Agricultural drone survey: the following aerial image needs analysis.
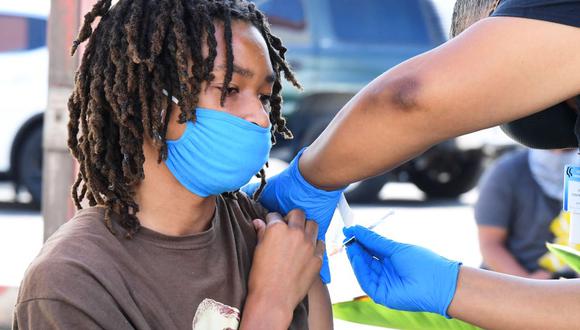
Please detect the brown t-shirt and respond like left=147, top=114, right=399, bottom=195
left=12, top=192, right=308, bottom=330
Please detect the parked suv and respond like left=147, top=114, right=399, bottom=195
left=258, top=0, right=511, bottom=200
left=0, top=2, right=48, bottom=205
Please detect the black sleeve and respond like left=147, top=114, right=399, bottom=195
left=492, top=0, right=580, bottom=28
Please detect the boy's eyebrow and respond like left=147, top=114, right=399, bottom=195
left=216, top=64, right=276, bottom=83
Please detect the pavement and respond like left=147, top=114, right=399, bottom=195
left=0, top=287, right=16, bottom=329
left=0, top=183, right=42, bottom=329
left=0, top=182, right=482, bottom=329
left=0, top=209, right=42, bottom=329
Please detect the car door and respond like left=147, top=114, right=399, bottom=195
left=0, top=11, right=47, bottom=174
left=314, top=0, right=446, bottom=94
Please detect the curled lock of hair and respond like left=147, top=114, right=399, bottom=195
left=68, top=0, right=300, bottom=237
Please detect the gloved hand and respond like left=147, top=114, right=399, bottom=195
left=343, top=225, right=462, bottom=318
left=242, top=148, right=345, bottom=284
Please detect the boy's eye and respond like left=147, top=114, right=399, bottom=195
left=225, top=87, right=239, bottom=95
left=213, top=84, right=240, bottom=96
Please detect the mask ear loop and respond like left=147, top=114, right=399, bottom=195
left=162, top=89, right=180, bottom=105
left=158, top=89, right=181, bottom=147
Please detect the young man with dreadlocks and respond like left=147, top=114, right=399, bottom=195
left=13, top=0, right=331, bottom=329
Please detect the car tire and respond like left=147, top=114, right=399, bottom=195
left=16, top=125, right=43, bottom=206
left=408, top=149, right=484, bottom=199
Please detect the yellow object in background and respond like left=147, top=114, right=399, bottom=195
left=539, top=211, right=580, bottom=272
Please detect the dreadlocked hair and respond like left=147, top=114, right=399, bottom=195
left=450, top=0, right=501, bottom=38
left=68, top=0, right=301, bottom=237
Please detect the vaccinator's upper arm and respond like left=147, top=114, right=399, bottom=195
left=301, top=17, right=580, bottom=190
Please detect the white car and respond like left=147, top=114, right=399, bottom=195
left=0, top=1, right=49, bottom=205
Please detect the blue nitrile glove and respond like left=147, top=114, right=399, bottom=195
left=242, top=148, right=345, bottom=284
left=343, top=225, right=462, bottom=318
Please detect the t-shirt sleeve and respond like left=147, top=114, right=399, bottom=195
left=492, top=0, right=580, bottom=28
left=13, top=299, right=103, bottom=330
left=14, top=255, right=133, bottom=330
left=236, top=191, right=269, bottom=220
left=474, top=156, right=516, bottom=228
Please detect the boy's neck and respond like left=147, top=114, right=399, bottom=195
left=136, top=186, right=217, bottom=236
left=134, top=140, right=217, bottom=237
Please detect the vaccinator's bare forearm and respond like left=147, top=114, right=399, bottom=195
left=448, top=267, right=580, bottom=330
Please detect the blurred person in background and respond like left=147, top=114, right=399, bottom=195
left=475, top=148, right=579, bottom=279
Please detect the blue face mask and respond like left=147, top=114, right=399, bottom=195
left=165, top=107, right=272, bottom=197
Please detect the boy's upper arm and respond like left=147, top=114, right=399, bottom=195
left=302, top=16, right=580, bottom=189
left=307, top=278, right=333, bottom=330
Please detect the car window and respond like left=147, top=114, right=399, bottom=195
left=329, top=0, right=431, bottom=44
left=257, top=0, right=309, bottom=45
left=0, top=15, right=47, bottom=52
left=258, top=0, right=305, bottom=30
